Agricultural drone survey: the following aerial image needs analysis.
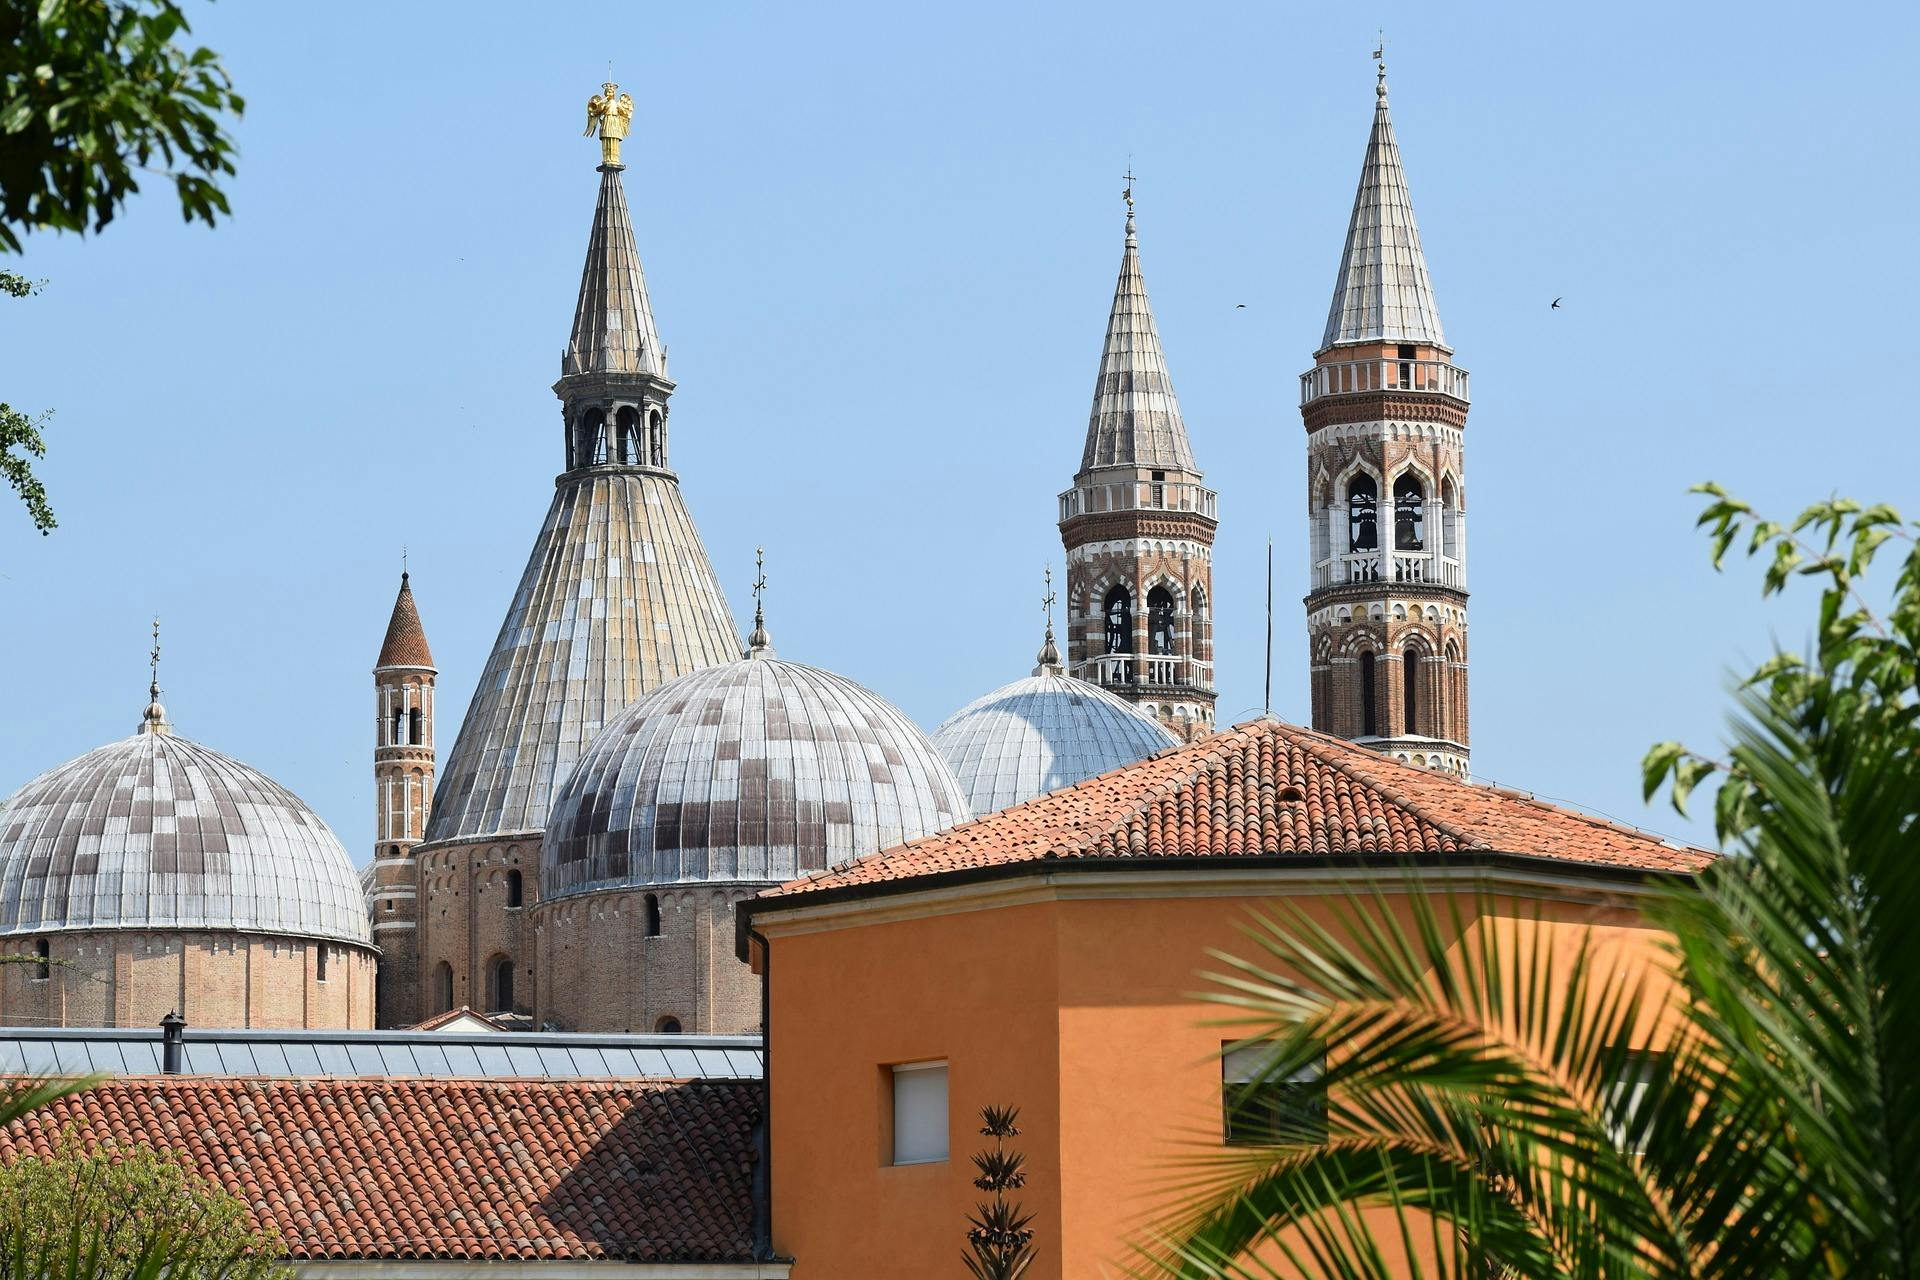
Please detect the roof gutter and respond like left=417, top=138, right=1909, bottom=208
left=740, top=848, right=1706, bottom=933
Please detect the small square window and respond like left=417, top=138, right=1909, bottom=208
left=890, top=1061, right=949, bottom=1165
left=1223, top=1041, right=1326, bottom=1146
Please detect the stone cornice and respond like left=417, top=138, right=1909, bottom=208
left=1061, top=509, right=1217, bottom=546
left=1302, top=392, right=1468, bottom=433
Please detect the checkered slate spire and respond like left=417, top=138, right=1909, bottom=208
left=423, top=162, right=739, bottom=847
left=1079, top=204, right=1198, bottom=474
left=1320, top=68, right=1448, bottom=353
left=563, top=166, right=666, bottom=377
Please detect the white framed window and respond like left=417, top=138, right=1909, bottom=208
left=890, top=1060, right=949, bottom=1165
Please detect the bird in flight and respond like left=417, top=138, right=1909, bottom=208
left=1235, top=303, right=1247, bottom=309
left=1551, top=297, right=1563, bottom=310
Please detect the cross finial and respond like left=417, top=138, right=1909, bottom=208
left=140, top=616, right=170, bottom=734
left=1035, top=564, right=1064, bottom=675
left=745, top=546, right=775, bottom=658
left=1373, top=29, right=1388, bottom=96
left=1121, top=164, right=1136, bottom=240
left=401, top=544, right=408, bottom=580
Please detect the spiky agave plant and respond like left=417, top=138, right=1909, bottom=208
left=1135, top=490, right=1919, bottom=1279
left=965, top=1105, right=1037, bottom=1280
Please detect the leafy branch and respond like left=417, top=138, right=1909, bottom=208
left=1644, top=483, right=1917, bottom=840
left=0, top=0, right=245, bottom=252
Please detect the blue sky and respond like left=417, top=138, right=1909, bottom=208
left=3, top=0, right=1913, bottom=862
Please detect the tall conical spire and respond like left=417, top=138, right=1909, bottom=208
left=1079, top=182, right=1198, bottom=474
left=1319, top=63, right=1448, bottom=353
left=562, top=162, right=666, bottom=378
left=376, top=570, right=435, bottom=669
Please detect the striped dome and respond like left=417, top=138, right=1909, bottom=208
left=541, top=654, right=969, bottom=901
left=933, top=672, right=1177, bottom=815
left=0, top=723, right=369, bottom=945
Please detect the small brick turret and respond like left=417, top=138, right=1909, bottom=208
left=370, top=571, right=435, bottom=1027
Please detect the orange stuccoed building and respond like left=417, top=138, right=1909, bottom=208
left=740, top=718, right=1710, bottom=1277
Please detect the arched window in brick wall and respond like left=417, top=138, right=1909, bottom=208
left=1404, top=645, right=1421, bottom=737
left=648, top=409, right=664, bottom=466
left=1444, top=639, right=1462, bottom=741
left=33, top=939, right=49, bottom=981
left=434, top=961, right=454, bottom=1014
left=1190, top=586, right=1209, bottom=663
left=645, top=893, right=662, bottom=937
left=1349, top=475, right=1379, bottom=552
left=1439, top=477, right=1458, bottom=558
left=409, top=708, right=424, bottom=744
left=1394, top=474, right=1425, bottom=551
left=491, top=956, right=514, bottom=1013
left=1147, top=587, right=1176, bottom=656
left=505, top=869, right=523, bottom=909
left=1104, top=587, right=1133, bottom=656
left=1359, top=651, right=1377, bottom=737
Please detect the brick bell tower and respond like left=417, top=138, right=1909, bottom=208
left=1302, top=61, right=1470, bottom=774
left=1057, top=183, right=1218, bottom=741
left=369, top=570, right=435, bottom=1027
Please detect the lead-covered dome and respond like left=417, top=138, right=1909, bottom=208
left=0, top=716, right=370, bottom=946
left=541, top=653, right=970, bottom=902
left=934, top=671, right=1178, bottom=815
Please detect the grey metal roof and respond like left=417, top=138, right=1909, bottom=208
left=0, top=1026, right=762, bottom=1080
left=542, top=656, right=970, bottom=901
left=425, top=471, right=741, bottom=843
left=0, top=720, right=369, bottom=945
left=562, top=166, right=665, bottom=378
left=1321, top=71, right=1448, bottom=353
left=1079, top=207, right=1200, bottom=476
left=933, top=672, right=1178, bottom=815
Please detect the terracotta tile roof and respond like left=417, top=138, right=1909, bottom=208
left=761, top=718, right=1711, bottom=902
left=376, top=572, right=434, bottom=669
left=0, top=1078, right=760, bottom=1263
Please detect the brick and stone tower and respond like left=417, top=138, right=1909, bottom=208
left=369, top=571, right=435, bottom=1026
left=1302, top=63, right=1470, bottom=774
left=390, top=94, right=740, bottom=1026
left=1057, top=188, right=1217, bottom=741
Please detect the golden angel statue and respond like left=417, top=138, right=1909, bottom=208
left=583, top=81, right=636, bottom=166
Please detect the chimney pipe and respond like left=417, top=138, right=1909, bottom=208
left=159, top=1011, right=185, bottom=1074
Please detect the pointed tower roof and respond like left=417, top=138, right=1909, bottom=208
left=562, top=166, right=666, bottom=378
left=1079, top=195, right=1199, bottom=475
left=377, top=572, right=434, bottom=669
left=1320, top=67, right=1448, bottom=353
left=425, top=133, right=740, bottom=847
